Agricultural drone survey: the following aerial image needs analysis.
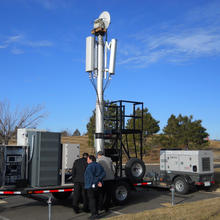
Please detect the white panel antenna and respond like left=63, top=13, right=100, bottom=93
left=86, top=36, right=95, bottom=72
left=94, top=40, right=98, bottom=76
left=109, top=39, right=117, bottom=75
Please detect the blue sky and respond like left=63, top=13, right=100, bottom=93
left=0, top=0, right=220, bottom=139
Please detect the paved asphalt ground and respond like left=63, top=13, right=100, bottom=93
left=1, top=187, right=220, bottom=220
left=0, top=164, right=220, bottom=220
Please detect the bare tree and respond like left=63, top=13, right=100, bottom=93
left=61, top=129, right=72, bottom=137
left=0, top=100, right=47, bottom=145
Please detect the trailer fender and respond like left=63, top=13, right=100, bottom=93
left=184, top=175, right=193, bottom=184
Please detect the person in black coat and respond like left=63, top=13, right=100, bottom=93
left=72, top=152, right=89, bottom=213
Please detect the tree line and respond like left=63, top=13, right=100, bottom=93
left=61, top=129, right=81, bottom=137
left=86, top=102, right=209, bottom=150
left=0, top=99, right=209, bottom=150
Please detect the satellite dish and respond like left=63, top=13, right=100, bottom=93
left=99, top=11, right=111, bottom=29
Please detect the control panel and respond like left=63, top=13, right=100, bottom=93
left=5, top=154, right=23, bottom=185
left=0, top=146, right=27, bottom=186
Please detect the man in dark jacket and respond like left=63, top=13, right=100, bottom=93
left=72, top=152, right=89, bottom=213
left=84, top=155, right=106, bottom=220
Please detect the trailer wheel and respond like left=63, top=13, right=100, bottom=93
left=52, top=191, right=72, bottom=200
left=174, top=177, right=189, bottom=194
left=125, top=158, right=146, bottom=182
left=112, top=181, right=130, bottom=205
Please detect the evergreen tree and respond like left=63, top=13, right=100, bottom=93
left=86, top=104, right=160, bottom=149
left=125, top=107, right=160, bottom=150
left=162, top=114, right=209, bottom=149
left=86, top=110, right=96, bottom=147
left=126, top=107, right=160, bottom=136
left=86, top=101, right=117, bottom=147
left=72, top=129, right=81, bottom=136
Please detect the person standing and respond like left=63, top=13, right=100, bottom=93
left=97, top=151, right=115, bottom=212
left=84, top=155, right=106, bottom=220
left=72, top=152, right=89, bottom=214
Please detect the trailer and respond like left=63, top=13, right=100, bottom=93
left=0, top=101, right=153, bottom=206
left=101, top=100, right=215, bottom=198
left=145, top=149, right=215, bottom=194
left=0, top=113, right=215, bottom=206
left=0, top=126, right=152, bottom=205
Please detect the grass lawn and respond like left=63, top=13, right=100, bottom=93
left=106, top=197, right=220, bottom=220
left=106, top=168, right=220, bottom=220
left=213, top=167, right=220, bottom=191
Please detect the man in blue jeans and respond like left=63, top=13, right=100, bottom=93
left=84, top=155, right=106, bottom=220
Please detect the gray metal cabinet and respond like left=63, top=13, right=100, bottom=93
left=29, top=131, right=61, bottom=187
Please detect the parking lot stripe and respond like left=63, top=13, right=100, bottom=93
left=160, top=202, right=172, bottom=207
left=111, top=210, right=124, bottom=215
left=0, top=200, right=7, bottom=204
left=0, top=215, right=10, bottom=220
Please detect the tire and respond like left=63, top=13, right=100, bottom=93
left=112, top=181, right=130, bottom=205
left=52, top=191, right=72, bottom=200
left=174, top=177, right=189, bottom=194
left=125, top=158, right=146, bottom=182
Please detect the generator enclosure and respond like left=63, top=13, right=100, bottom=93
left=0, top=145, right=27, bottom=186
left=160, top=150, right=214, bottom=174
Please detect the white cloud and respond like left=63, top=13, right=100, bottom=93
left=119, top=2, right=220, bottom=68
left=29, top=0, right=71, bottom=10
left=0, top=34, right=53, bottom=54
left=26, top=40, right=53, bottom=47
left=0, top=35, right=22, bottom=49
left=5, top=35, right=22, bottom=44
left=0, top=44, right=8, bottom=49
left=119, top=28, right=220, bottom=67
left=164, top=30, right=220, bottom=55
left=186, top=1, right=220, bottom=24
left=11, top=48, right=24, bottom=55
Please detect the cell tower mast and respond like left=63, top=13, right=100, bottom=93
left=85, top=11, right=117, bottom=153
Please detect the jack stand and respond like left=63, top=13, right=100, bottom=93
left=47, top=196, right=52, bottom=220
left=170, top=185, right=175, bottom=206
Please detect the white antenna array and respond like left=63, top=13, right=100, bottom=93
left=86, top=12, right=117, bottom=76
left=85, top=11, right=117, bottom=153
